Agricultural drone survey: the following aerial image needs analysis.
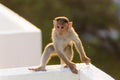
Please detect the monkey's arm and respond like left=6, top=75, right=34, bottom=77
left=72, top=32, right=90, bottom=64
left=54, top=43, right=78, bottom=74
left=54, top=43, right=72, bottom=65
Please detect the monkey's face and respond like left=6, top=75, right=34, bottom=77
left=54, top=21, right=69, bottom=36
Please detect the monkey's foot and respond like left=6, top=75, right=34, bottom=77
left=28, top=67, right=46, bottom=71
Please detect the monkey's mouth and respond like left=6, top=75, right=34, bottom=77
left=58, top=32, right=63, bottom=35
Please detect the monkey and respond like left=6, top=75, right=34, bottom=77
left=29, top=16, right=91, bottom=74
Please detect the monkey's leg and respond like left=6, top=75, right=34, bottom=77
left=62, top=44, right=78, bottom=74
left=65, top=44, right=73, bottom=62
left=29, top=43, right=55, bottom=71
left=61, top=44, right=74, bottom=67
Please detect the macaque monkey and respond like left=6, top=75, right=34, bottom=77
left=29, top=16, right=90, bottom=74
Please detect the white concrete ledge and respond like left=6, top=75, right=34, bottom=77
left=0, top=63, right=115, bottom=80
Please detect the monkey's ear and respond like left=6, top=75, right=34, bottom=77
left=68, top=22, right=73, bottom=28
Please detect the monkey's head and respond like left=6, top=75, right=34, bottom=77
left=53, top=16, right=72, bottom=35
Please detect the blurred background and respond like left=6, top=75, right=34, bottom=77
left=0, top=0, right=120, bottom=79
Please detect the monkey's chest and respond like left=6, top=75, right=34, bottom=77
left=61, top=38, right=71, bottom=48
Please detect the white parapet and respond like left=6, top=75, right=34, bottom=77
left=0, top=3, right=42, bottom=68
left=0, top=63, right=115, bottom=80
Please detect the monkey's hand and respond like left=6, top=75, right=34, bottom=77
left=81, top=56, right=91, bottom=65
left=28, top=66, right=46, bottom=71
left=69, top=63, right=78, bottom=74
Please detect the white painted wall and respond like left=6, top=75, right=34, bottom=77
left=0, top=4, right=42, bottom=69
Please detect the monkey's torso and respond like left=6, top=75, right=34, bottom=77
left=52, top=28, right=77, bottom=50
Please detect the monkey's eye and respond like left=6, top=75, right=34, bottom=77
left=61, top=26, right=64, bottom=29
left=57, top=26, right=59, bottom=28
